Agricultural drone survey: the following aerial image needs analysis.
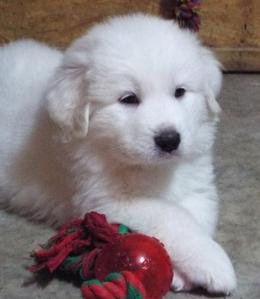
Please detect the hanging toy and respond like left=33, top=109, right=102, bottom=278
left=174, top=0, right=201, bottom=31
left=29, top=212, right=173, bottom=299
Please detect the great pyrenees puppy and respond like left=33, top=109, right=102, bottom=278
left=0, top=14, right=236, bottom=293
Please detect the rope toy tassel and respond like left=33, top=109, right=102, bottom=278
left=81, top=272, right=146, bottom=299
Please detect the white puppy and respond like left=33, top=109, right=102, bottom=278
left=0, top=14, right=236, bottom=293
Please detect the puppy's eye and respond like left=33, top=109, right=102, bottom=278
left=175, top=87, right=186, bottom=98
left=119, top=93, right=140, bottom=105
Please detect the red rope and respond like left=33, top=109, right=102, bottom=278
left=29, top=212, right=148, bottom=298
left=29, top=212, right=121, bottom=275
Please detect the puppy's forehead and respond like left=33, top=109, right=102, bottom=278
left=87, top=15, right=204, bottom=89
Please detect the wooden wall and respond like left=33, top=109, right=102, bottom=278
left=0, top=0, right=259, bottom=71
left=199, top=0, right=260, bottom=71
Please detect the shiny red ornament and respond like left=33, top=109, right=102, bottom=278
left=94, top=233, right=173, bottom=299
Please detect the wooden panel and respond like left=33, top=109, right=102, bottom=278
left=0, top=0, right=159, bottom=47
left=199, top=0, right=260, bottom=71
left=215, top=48, right=260, bottom=72
left=0, top=0, right=260, bottom=71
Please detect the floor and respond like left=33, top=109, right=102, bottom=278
left=0, top=74, right=260, bottom=299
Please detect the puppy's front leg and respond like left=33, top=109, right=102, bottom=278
left=97, top=198, right=236, bottom=294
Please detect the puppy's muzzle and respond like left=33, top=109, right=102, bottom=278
left=154, top=129, right=181, bottom=153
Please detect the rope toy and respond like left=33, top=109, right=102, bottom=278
left=174, top=0, right=201, bottom=31
left=29, top=212, right=173, bottom=299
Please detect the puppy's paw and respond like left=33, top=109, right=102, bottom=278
left=171, top=271, right=192, bottom=292
left=177, top=240, right=237, bottom=294
left=200, top=256, right=237, bottom=295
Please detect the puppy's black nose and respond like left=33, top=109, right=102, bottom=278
left=154, top=130, right=181, bottom=153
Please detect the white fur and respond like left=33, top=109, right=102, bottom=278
left=0, top=14, right=236, bottom=293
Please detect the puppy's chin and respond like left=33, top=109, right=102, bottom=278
left=114, top=148, right=182, bottom=167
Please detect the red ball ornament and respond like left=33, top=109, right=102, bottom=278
left=94, top=233, right=173, bottom=299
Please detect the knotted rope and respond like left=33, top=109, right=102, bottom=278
left=29, top=212, right=147, bottom=299
left=81, top=272, right=146, bottom=299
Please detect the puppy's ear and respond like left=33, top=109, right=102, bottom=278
left=47, top=50, right=90, bottom=140
left=201, top=48, right=222, bottom=117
